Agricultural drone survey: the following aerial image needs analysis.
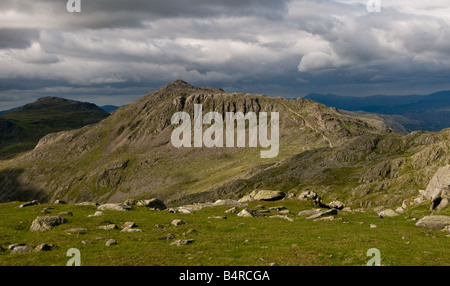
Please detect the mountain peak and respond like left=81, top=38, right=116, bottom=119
left=162, top=80, right=195, bottom=91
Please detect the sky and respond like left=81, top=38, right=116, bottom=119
left=1, top=0, right=450, bottom=110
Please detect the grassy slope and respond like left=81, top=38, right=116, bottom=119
left=0, top=199, right=448, bottom=266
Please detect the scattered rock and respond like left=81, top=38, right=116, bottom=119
left=370, top=224, right=377, bottom=228
left=106, top=239, right=117, bottom=246
left=159, top=234, right=175, bottom=240
left=396, top=207, right=405, bottom=214
left=373, top=206, right=385, bottom=212
left=213, top=199, right=247, bottom=208
left=270, top=262, right=278, bottom=266
left=171, top=219, right=186, bottom=226
left=342, top=207, right=353, bottom=212
left=326, top=201, right=345, bottom=210
left=121, top=227, right=143, bottom=233
left=121, top=222, right=136, bottom=229
left=306, top=209, right=337, bottom=220
left=88, top=211, right=105, bottom=217
left=34, top=243, right=54, bottom=252
left=416, top=215, right=450, bottom=230
left=136, top=198, right=167, bottom=210
left=353, top=208, right=366, bottom=213
left=253, top=190, right=285, bottom=201
left=170, top=239, right=194, bottom=246
left=270, top=215, right=294, bottom=222
left=77, top=202, right=98, bottom=207
left=96, top=224, right=118, bottom=230
left=54, top=200, right=66, bottom=204
left=123, top=199, right=138, bottom=206
left=314, top=216, right=335, bottom=221
left=19, top=200, right=39, bottom=208
left=183, top=229, right=197, bottom=236
left=58, top=211, right=73, bottom=217
left=442, top=226, right=450, bottom=233
left=97, top=203, right=131, bottom=211
left=176, top=207, right=193, bottom=214
left=298, top=191, right=318, bottom=200
left=209, top=216, right=227, bottom=220
left=377, top=209, right=399, bottom=218
left=155, top=224, right=164, bottom=229
left=237, top=208, right=264, bottom=217
left=298, top=209, right=322, bottom=216
left=225, top=207, right=239, bottom=214
left=10, top=244, right=34, bottom=254
left=268, top=206, right=286, bottom=211
left=65, top=228, right=88, bottom=233
left=30, top=215, right=66, bottom=232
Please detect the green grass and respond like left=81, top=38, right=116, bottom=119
left=0, top=199, right=448, bottom=266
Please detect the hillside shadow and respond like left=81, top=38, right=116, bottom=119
left=0, top=168, right=49, bottom=203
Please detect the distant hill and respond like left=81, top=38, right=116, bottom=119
left=99, top=105, right=121, bottom=114
left=0, top=97, right=110, bottom=159
left=305, top=91, right=450, bottom=132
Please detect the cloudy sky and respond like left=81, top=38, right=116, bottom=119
left=1, top=0, right=450, bottom=110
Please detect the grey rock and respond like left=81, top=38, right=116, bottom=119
left=97, top=203, right=131, bottom=211
left=298, top=191, right=318, bottom=200
left=306, top=208, right=337, bottom=220
left=121, top=227, right=143, bottom=233
left=30, top=215, right=66, bottom=232
left=19, top=200, right=39, bottom=208
left=96, top=224, right=118, bottom=230
left=136, top=198, right=167, bottom=210
left=237, top=208, right=264, bottom=218
left=209, top=216, right=227, bottom=219
left=423, top=165, right=450, bottom=200
left=171, top=219, right=186, bottom=226
left=10, top=244, right=35, bottom=254
left=298, top=208, right=322, bottom=216
left=314, top=216, right=335, bottom=221
left=268, top=206, right=286, bottom=211
left=269, top=215, right=294, bottom=222
left=170, top=239, right=194, bottom=246
left=54, top=200, right=67, bottom=204
left=121, top=222, right=136, bottom=229
left=377, top=209, right=399, bottom=218
left=77, top=202, right=98, bottom=207
left=326, top=201, right=345, bottom=210
left=88, top=211, right=105, bottom=217
left=225, top=207, right=239, bottom=214
left=58, top=211, right=73, bottom=217
left=213, top=199, right=247, bottom=208
left=65, top=227, right=88, bottom=233
left=253, top=190, right=285, bottom=201
left=34, top=243, right=54, bottom=252
left=159, top=234, right=175, bottom=240
left=416, top=215, right=450, bottom=230
left=106, top=239, right=117, bottom=246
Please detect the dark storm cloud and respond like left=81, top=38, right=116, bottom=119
left=0, top=29, right=40, bottom=49
left=1, top=0, right=450, bottom=109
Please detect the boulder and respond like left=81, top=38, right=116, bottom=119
left=269, top=215, right=294, bottom=222
left=77, top=202, right=98, bottom=207
left=253, top=190, right=285, bottom=201
left=34, top=243, right=54, bottom=252
left=171, top=219, right=186, bottom=226
left=96, top=224, right=118, bottom=230
left=306, top=209, right=337, bottom=220
left=10, top=244, right=35, bottom=254
left=225, top=207, right=239, bottom=214
left=19, top=200, right=39, bottom=208
left=326, top=201, right=345, bottom=210
left=170, top=239, right=194, bottom=246
left=423, top=165, right=450, bottom=200
left=377, top=209, right=399, bottom=218
left=97, top=203, right=131, bottom=211
left=298, top=209, right=322, bottom=216
left=415, top=215, right=450, bottom=230
left=54, top=200, right=67, bottom=204
left=298, top=191, right=318, bottom=200
left=58, top=211, right=73, bottom=217
left=213, top=199, right=247, bottom=208
left=136, top=198, right=166, bottom=210
left=237, top=208, right=264, bottom=218
left=65, top=227, right=88, bottom=233
left=106, top=239, right=117, bottom=246
left=30, top=215, right=66, bottom=232
left=88, top=211, right=105, bottom=217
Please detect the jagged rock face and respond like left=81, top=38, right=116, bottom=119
left=424, top=165, right=450, bottom=200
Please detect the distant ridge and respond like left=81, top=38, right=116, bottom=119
left=305, top=91, right=450, bottom=131
left=0, top=96, right=110, bottom=159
